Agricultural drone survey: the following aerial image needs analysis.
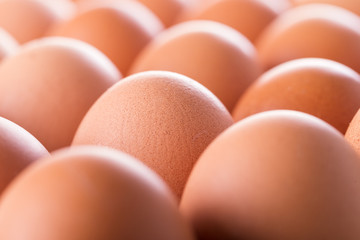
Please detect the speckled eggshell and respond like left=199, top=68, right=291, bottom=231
left=72, top=71, right=233, bottom=199
left=0, top=37, right=121, bottom=151
left=0, top=117, right=48, bottom=196
left=51, top=1, right=163, bottom=74
left=256, top=4, right=360, bottom=72
left=0, top=0, right=71, bottom=43
left=181, top=110, right=360, bottom=240
left=129, top=20, right=261, bottom=111
left=0, top=146, right=194, bottom=240
left=345, top=109, right=360, bottom=155
left=232, top=58, right=360, bottom=134
left=177, top=0, right=278, bottom=43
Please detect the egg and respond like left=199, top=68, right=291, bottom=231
left=256, top=4, right=360, bottom=72
left=72, top=71, right=233, bottom=199
left=0, top=146, right=194, bottom=239
left=0, top=0, right=72, bottom=44
left=0, top=28, right=18, bottom=61
left=181, top=110, right=360, bottom=240
left=345, top=109, right=360, bottom=154
left=0, top=116, right=48, bottom=195
left=177, top=0, right=278, bottom=43
left=292, top=0, right=360, bottom=16
left=0, top=37, right=120, bottom=151
left=129, top=20, right=261, bottom=111
left=51, top=1, right=163, bottom=74
left=232, top=58, right=360, bottom=134
left=258, top=0, right=293, bottom=12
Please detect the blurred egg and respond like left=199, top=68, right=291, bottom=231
left=0, top=117, right=48, bottom=195
left=345, top=109, right=360, bottom=154
left=0, top=37, right=120, bottom=151
left=256, top=4, right=360, bottom=72
left=181, top=110, right=360, bottom=240
left=258, top=0, right=293, bottom=12
left=138, top=0, right=191, bottom=27
left=72, top=71, right=233, bottom=199
left=0, top=146, right=194, bottom=239
left=232, top=58, right=360, bottom=134
left=177, top=0, right=278, bottom=43
left=0, top=0, right=73, bottom=44
left=292, top=0, right=360, bottom=16
left=0, top=28, right=18, bottom=61
left=51, top=1, right=163, bottom=74
left=130, top=20, right=261, bottom=111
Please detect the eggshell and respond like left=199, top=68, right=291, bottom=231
left=292, top=0, right=360, bottom=16
left=0, top=0, right=72, bottom=44
left=258, top=0, right=293, bottom=12
left=0, top=117, right=48, bottom=196
left=0, top=28, right=18, bottom=61
left=0, top=146, right=194, bottom=240
left=256, top=4, right=360, bottom=72
left=0, top=37, right=120, bottom=151
left=232, top=58, right=360, bottom=134
left=177, top=0, right=278, bottom=43
left=72, top=71, right=233, bottom=199
left=181, top=110, right=360, bottom=240
left=130, top=20, right=261, bottom=111
left=345, top=109, right=360, bottom=154
left=51, top=1, right=163, bottom=74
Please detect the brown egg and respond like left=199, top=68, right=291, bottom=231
left=51, top=1, right=163, bottom=74
left=137, top=0, right=191, bottom=27
left=258, top=0, right=293, bottom=12
left=130, top=20, right=261, bottom=111
left=232, top=58, right=360, bottom=134
left=292, top=0, right=360, bottom=16
left=181, top=110, right=360, bottom=240
left=0, top=146, right=194, bottom=239
left=177, top=0, right=278, bottom=43
left=345, top=109, right=360, bottom=154
left=0, top=37, right=120, bottom=151
left=0, top=116, right=48, bottom=196
left=0, top=28, right=18, bottom=61
left=256, top=4, right=360, bottom=72
left=0, top=0, right=72, bottom=44
left=72, top=71, right=233, bottom=199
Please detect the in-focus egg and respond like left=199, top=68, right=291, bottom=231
left=72, top=71, right=233, bottom=199
left=0, top=146, right=194, bottom=240
left=232, top=58, right=360, bottom=134
left=130, top=20, right=261, bottom=111
left=181, top=110, right=360, bottom=240
left=345, top=109, right=360, bottom=154
left=0, top=37, right=120, bottom=151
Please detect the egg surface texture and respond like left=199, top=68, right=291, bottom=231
left=345, top=109, right=360, bottom=155
left=72, top=71, right=233, bottom=199
left=232, top=58, right=360, bottom=134
left=130, top=20, right=261, bottom=111
left=0, top=117, right=48, bottom=195
left=181, top=110, right=360, bottom=240
left=0, top=146, right=194, bottom=240
left=256, top=4, right=360, bottom=72
left=0, top=37, right=120, bottom=151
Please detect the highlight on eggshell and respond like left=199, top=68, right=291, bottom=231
left=50, top=1, right=164, bottom=74
left=0, top=28, right=18, bottom=62
left=0, top=116, right=49, bottom=196
left=256, top=3, right=360, bottom=72
left=181, top=109, right=360, bottom=240
left=232, top=58, right=360, bottom=134
left=0, top=37, right=121, bottom=152
left=129, top=20, right=262, bottom=111
left=72, top=70, right=234, bottom=199
left=0, top=146, right=195, bottom=240
left=291, top=0, right=360, bottom=16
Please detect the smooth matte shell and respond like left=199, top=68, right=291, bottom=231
left=72, top=71, right=233, bottom=199
left=345, top=109, right=360, bottom=155
left=130, top=20, right=261, bottom=111
left=51, top=2, right=163, bottom=74
left=0, top=146, right=194, bottom=240
left=181, top=110, right=360, bottom=240
left=292, top=0, right=360, bottom=16
left=0, top=117, right=48, bottom=195
left=0, top=37, right=120, bottom=151
left=256, top=4, right=360, bottom=72
left=232, top=58, right=360, bottom=134
left=177, top=0, right=278, bottom=43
